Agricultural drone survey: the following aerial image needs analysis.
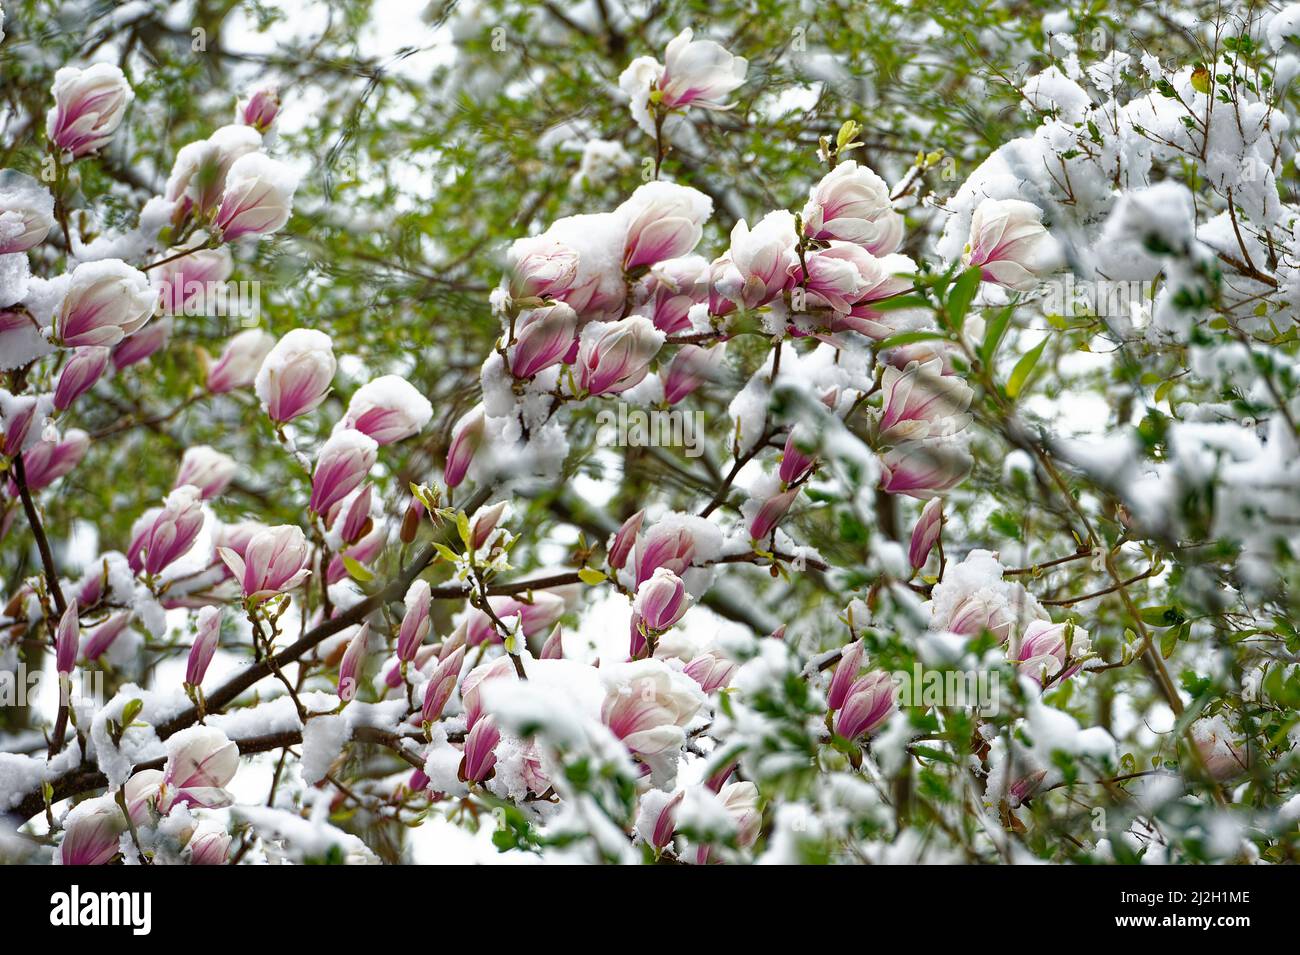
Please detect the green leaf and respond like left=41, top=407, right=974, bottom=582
left=1160, top=627, right=1178, bottom=659
left=875, top=330, right=949, bottom=351
left=120, top=698, right=143, bottom=727
left=577, top=567, right=607, bottom=585
left=979, top=305, right=1013, bottom=367
left=945, top=266, right=981, bottom=332
left=341, top=555, right=374, bottom=582
left=1006, top=337, right=1049, bottom=398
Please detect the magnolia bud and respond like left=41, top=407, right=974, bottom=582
left=55, top=260, right=157, bottom=348
left=214, top=152, right=298, bottom=241
left=255, top=328, right=336, bottom=423
left=310, top=428, right=377, bottom=516
left=53, top=346, right=110, bottom=411
left=186, top=606, right=221, bottom=687
left=633, top=568, right=691, bottom=633
left=607, top=509, right=644, bottom=572
left=207, top=328, right=275, bottom=394
left=236, top=84, right=281, bottom=133
left=908, top=498, right=943, bottom=572
left=342, top=375, right=432, bottom=445
left=510, top=303, right=578, bottom=379
left=54, top=602, right=79, bottom=675
left=444, top=405, right=485, bottom=489
left=47, top=64, right=133, bottom=158
left=397, top=580, right=432, bottom=663
left=174, top=445, right=237, bottom=500
left=141, top=485, right=205, bottom=577
left=577, top=316, right=662, bottom=397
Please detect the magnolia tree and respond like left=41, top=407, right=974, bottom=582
left=1, top=0, right=1299, bottom=865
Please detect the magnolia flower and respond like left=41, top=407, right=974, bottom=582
left=749, top=487, right=799, bottom=541
left=509, top=303, right=578, bottom=379
left=634, top=568, right=692, bottom=633
left=188, top=826, right=232, bottom=865
left=46, top=64, right=133, bottom=157
left=618, top=181, right=712, bottom=270
left=1192, top=717, right=1249, bottom=781
left=577, top=315, right=663, bottom=397
left=826, top=638, right=865, bottom=711
left=187, top=606, right=221, bottom=687
left=0, top=392, right=42, bottom=458
left=55, top=260, right=157, bottom=348
left=0, top=174, right=56, bottom=254
left=310, top=428, right=377, bottom=516
left=962, top=198, right=1060, bottom=291
left=342, top=375, right=433, bottom=445
left=398, top=579, right=432, bottom=663
left=111, top=315, right=172, bottom=370
left=634, top=255, right=710, bottom=334
left=460, top=715, right=501, bottom=783
left=255, top=328, right=336, bottom=423
left=662, top=343, right=725, bottom=405
left=83, top=611, right=131, bottom=661
left=796, top=242, right=882, bottom=313
left=219, top=524, right=311, bottom=601
left=327, top=522, right=386, bottom=584
left=141, top=485, right=205, bottom=577
left=154, top=246, right=233, bottom=316
left=174, top=445, right=237, bottom=500
left=658, top=29, right=748, bottom=110
left=634, top=523, right=696, bottom=587
left=639, top=789, right=685, bottom=851
left=877, top=358, right=973, bottom=443
left=164, top=125, right=262, bottom=217
left=207, top=328, right=276, bottom=394
left=778, top=425, right=817, bottom=485
left=465, top=592, right=566, bottom=647
left=54, top=602, right=79, bottom=675
left=879, top=439, right=972, bottom=499
left=684, top=651, right=737, bottom=694
left=1011, top=619, right=1090, bottom=686
left=714, top=211, right=798, bottom=310
left=507, top=235, right=580, bottom=301
left=7, top=428, right=88, bottom=493
left=53, top=346, right=110, bottom=411
left=717, top=781, right=761, bottom=849
left=461, top=656, right=516, bottom=729
left=236, top=84, right=281, bottom=132
left=127, top=726, right=241, bottom=820
left=601, top=659, right=706, bottom=758
left=468, top=500, right=509, bottom=550
left=214, top=152, right=299, bottom=241
left=338, top=624, right=371, bottom=703
left=908, top=498, right=943, bottom=572
left=802, top=161, right=903, bottom=252
left=444, top=404, right=485, bottom=489
left=833, top=670, right=896, bottom=740
left=421, top=645, right=465, bottom=724
left=540, top=624, right=564, bottom=660
left=607, top=509, right=645, bottom=572
left=334, top=483, right=373, bottom=545
left=55, top=795, right=124, bottom=865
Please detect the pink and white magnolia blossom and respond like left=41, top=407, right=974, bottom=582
left=509, top=303, right=578, bottom=379
left=962, top=198, right=1061, bottom=292
left=826, top=638, right=865, bottom=711
left=657, top=29, right=748, bottom=111
left=214, top=152, right=298, bottom=241
left=333, top=483, right=373, bottom=545
left=397, top=579, right=432, bottom=663
left=53, top=345, right=109, bottom=411
left=126, top=726, right=241, bottom=821
left=617, top=181, right=712, bottom=271
left=140, top=485, right=206, bottom=577
left=714, top=211, right=798, bottom=310
left=507, top=234, right=580, bottom=302
left=461, top=655, right=517, bottom=729
left=327, top=522, right=386, bottom=584
left=878, top=439, right=973, bottom=499
left=662, top=342, right=725, bottom=405
left=421, top=645, right=465, bottom=724
left=0, top=174, right=55, bottom=254
left=55, top=795, right=124, bottom=865
left=634, top=255, right=710, bottom=334
left=188, top=826, right=232, bottom=865
left=174, top=445, right=237, bottom=500
left=54, top=602, right=79, bottom=675
left=460, top=715, right=501, bottom=783
left=236, top=83, right=281, bottom=133
left=7, top=428, right=88, bottom=493
left=165, top=125, right=261, bottom=218
left=468, top=500, right=509, bottom=550
left=796, top=242, right=880, bottom=313
left=0, top=391, right=43, bottom=458
left=577, top=315, right=663, bottom=397
left=465, top=591, right=567, bottom=647
left=749, top=487, right=799, bottom=541
left=684, top=651, right=737, bottom=694
left=46, top=64, right=133, bottom=158
left=207, top=328, right=276, bottom=394
left=908, top=498, right=943, bottom=572
left=186, top=605, right=221, bottom=687
left=83, top=611, right=131, bottom=662
left=342, top=375, right=433, bottom=445
left=634, top=523, right=696, bottom=588
left=607, top=509, right=645, bottom=572
left=219, top=524, right=311, bottom=601
left=600, top=659, right=705, bottom=758
left=634, top=567, right=692, bottom=633
left=111, top=316, right=172, bottom=370
left=54, top=259, right=157, bottom=348
left=310, top=428, right=377, bottom=516
left=693, top=781, right=762, bottom=864
left=877, top=357, right=973, bottom=443
left=254, top=328, right=336, bottom=423
left=833, top=670, right=897, bottom=741
left=154, top=246, right=233, bottom=316
left=444, top=404, right=485, bottom=489
left=1011, top=619, right=1090, bottom=686
left=338, top=623, right=371, bottom=703
left=802, top=160, right=903, bottom=251
left=778, top=425, right=817, bottom=485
